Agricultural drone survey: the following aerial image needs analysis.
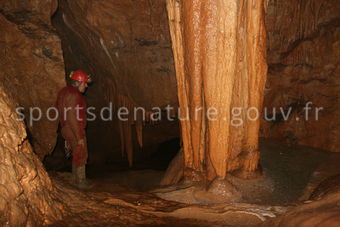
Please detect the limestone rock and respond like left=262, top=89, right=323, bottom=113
left=52, top=0, right=178, bottom=165
left=262, top=191, right=340, bottom=226
left=309, top=174, right=340, bottom=200
left=0, top=85, right=62, bottom=226
left=0, top=0, right=65, bottom=158
left=53, top=0, right=177, bottom=110
left=262, top=0, right=340, bottom=152
left=166, top=0, right=267, bottom=180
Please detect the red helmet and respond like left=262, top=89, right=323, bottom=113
left=69, top=70, right=92, bottom=83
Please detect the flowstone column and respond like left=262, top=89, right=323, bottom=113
left=166, top=0, right=267, bottom=190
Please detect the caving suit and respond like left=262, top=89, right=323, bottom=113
left=56, top=85, right=88, bottom=167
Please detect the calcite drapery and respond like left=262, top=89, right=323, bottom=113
left=105, top=82, right=150, bottom=166
left=166, top=0, right=267, bottom=180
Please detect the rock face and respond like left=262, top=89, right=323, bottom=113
left=55, top=0, right=177, bottom=109
left=0, top=1, right=64, bottom=224
left=262, top=0, right=340, bottom=152
left=52, top=0, right=339, bottom=167
left=0, top=0, right=65, bottom=158
left=309, top=174, right=340, bottom=200
left=262, top=192, right=340, bottom=226
left=0, top=85, right=62, bottom=226
left=166, top=0, right=267, bottom=181
left=53, top=0, right=178, bottom=165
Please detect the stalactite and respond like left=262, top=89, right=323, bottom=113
left=105, top=79, right=151, bottom=166
left=135, top=120, right=143, bottom=147
left=166, top=0, right=267, bottom=181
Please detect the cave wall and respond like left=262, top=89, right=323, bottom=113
left=53, top=0, right=178, bottom=165
left=0, top=0, right=65, bottom=224
left=53, top=0, right=340, bottom=163
left=0, top=84, right=62, bottom=226
left=54, top=0, right=177, bottom=109
left=0, top=0, right=65, bottom=158
left=262, top=0, right=340, bottom=152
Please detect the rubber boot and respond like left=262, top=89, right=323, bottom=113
left=75, top=165, right=94, bottom=189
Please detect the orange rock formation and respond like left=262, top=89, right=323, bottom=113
left=0, top=0, right=65, bottom=158
left=166, top=0, right=267, bottom=181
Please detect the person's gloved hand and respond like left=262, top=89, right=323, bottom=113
left=78, top=139, right=85, bottom=147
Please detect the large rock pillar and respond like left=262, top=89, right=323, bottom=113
left=166, top=0, right=267, bottom=181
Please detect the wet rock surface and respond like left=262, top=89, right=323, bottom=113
left=1, top=0, right=340, bottom=226
left=52, top=0, right=178, bottom=166
left=0, top=85, right=63, bottom=226
left=309, top=174, right=340, bottom=200
left=166, top=0, right=267, bottom=181
left=262, top=0, right=340, bottom=152
left=0, top=1, right=65, bottom=225
left=0, top=0, right=65, bottom=158
left=261, top=192, right=340, bottom=227
left=53, top=0, right=177, bottom=110
left=51, top=172, right=288, bottom=227
left=153, top=140, right=340, bottom=206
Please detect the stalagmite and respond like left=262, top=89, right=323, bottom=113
left=166, top=0, right=267, bottom=182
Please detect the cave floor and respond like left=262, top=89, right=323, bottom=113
left=49, top=140, right=340, bottom=226
left=50, top=173, right=287, bottom=226
left=86, top=139, right=340, bottom=205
